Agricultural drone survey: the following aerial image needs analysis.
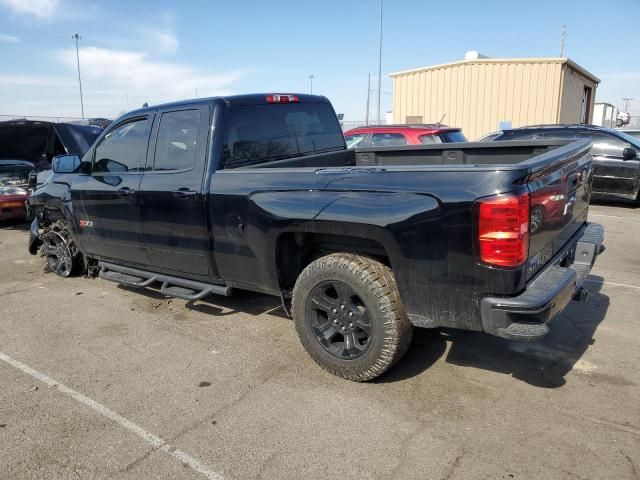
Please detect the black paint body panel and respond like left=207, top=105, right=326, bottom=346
left=28, top=95, right=596, bottom=333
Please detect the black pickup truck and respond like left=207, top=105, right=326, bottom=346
left=27, top=94, right=604, bottom=381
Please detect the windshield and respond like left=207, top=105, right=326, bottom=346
left=440, top=131, right=468, bottom=143
left=222, top=102, right=345, bottom=167
left=345, top=134, right=367, bottom=149
left=614, top=130, right=640, bottom=149
left=622, top=131, right=640, bottom=141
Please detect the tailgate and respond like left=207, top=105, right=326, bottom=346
left=526, top=139, right=593, bottom=279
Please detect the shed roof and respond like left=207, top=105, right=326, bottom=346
left=390, top=57, right=600, bottom=84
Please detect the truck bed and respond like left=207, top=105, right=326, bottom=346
left=354, top=139, right=588, bottom=168
left=241, top=139, right=590, bottom=172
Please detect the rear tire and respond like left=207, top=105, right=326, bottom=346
left=292, top=253, right=412, bottom=382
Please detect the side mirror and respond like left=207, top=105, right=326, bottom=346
left=52, top=154, right=81, bottom=173
left=622, top=148, right=637, bottom=161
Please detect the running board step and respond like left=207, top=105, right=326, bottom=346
left=98, top=261, right=231, bottom=300
left=99, top=270, right=156, bottom=288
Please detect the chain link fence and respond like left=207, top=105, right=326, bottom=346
left=0, top=114, right=87, bottom=124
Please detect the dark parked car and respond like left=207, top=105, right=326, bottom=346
left=344, top=124, right=466, bottom=148
left=0, top=120, right=103, bottom=172
left=493, top=125, right=640, bottom=201
left=28, top=94, right=604, bottom=381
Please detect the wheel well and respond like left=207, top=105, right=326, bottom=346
left=276, top=232, right=390, bottom=292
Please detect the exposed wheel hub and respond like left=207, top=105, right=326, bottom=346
left=44, top=231, right=74, bottom=277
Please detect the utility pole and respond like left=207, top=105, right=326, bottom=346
left=622, top=98, right=633, bottom=112
left=559, top=24, right=567, bottom=57
left=72, top=33, right=85, bottom=123
left=365, top=73, right=371, bottom=126
left=309, top=74, right=314, bottom=94
left=376, top=0, right=383, bottom=124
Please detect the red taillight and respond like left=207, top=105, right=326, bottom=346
left=478, top=192, right=530, bottom=267
left=266, top=94, right=299, bottom=103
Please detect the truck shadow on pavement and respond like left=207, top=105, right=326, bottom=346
left=120, top=275, right=609, bottom=388
left=0, top=219, right=29, bottom=231
left=118, top=284, right=289, bottom=319
left=379, top=275, right=610, bottom=388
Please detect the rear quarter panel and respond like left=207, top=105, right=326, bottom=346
left=210, top=166, right=529, bottom=331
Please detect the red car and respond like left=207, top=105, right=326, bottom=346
left=0, top=160, right=32, bottom=222
left=344, top=124, right=467, bottom=148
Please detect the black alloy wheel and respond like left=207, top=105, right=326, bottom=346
left=305, top=280, right=373, bottom=360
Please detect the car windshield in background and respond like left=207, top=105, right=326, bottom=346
left=614, top=130, right=640, bottom=149
left=621, top=131, right=640, bottom=141
left=345, top=134, right=367, bottom=149
left=440, top=131, right=468, bottom=143
left=222, top=102, right=345, bottom=167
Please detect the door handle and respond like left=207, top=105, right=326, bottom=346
left=173, top=188, right=197, bottom=199
left=117, top=187, right=134, bottom=196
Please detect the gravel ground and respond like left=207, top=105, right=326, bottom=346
left=0, top=196, right=638, bottom=480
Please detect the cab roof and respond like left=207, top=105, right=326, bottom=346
left=127, top=93, right=331, bottom=116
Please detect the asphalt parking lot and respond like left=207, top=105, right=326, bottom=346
left=1, top=197, right=639, bottom=480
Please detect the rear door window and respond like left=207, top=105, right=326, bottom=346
left=222, top=102, right=344, bottom=168
left=153, top=110, right=201, bottom=171
left=370, top=133, right=407, bottom=147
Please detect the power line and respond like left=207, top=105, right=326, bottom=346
left=559, top=24, right=567, bottom=57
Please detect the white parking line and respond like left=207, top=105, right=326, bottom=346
left=0, top=351, right=224, bottom=480
left=584, top=279, right=640, bottom=291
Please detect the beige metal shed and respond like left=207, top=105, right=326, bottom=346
left=390, top=56, right=600, bottom=140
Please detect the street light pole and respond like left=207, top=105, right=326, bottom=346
left=365, top=73, right=371, bottom=126
left=376, top=0, right=383, bottom=124
left=309, top=74, right=314, bottom=94
left=72, top=33, right=85, bottom=123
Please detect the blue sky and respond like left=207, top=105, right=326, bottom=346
left=0, top=0, right=638, bottom=121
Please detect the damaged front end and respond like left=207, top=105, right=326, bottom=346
left=28, top=216, right=84, bottom=277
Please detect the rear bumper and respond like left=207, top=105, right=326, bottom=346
left=481, top=222, right=604, bottom=341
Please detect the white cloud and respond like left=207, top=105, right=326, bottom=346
left=0, top=33, right=20, bottom=42
left=0, top=46, right=245, bottom=118
left=0, top=0, right=58, bottom=17
left=57, top=46, right=243, bottom=102
left=145, top=28, right=179, bottom=55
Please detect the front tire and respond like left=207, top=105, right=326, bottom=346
left=41, top=221, right=83, bottom=277
left=292, top=253, right=412, bottom=381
